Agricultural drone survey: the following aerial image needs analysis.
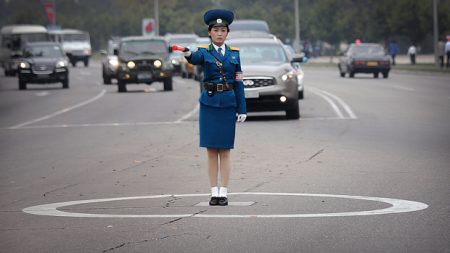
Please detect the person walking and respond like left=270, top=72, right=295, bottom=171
left=172, top=9, right=246, bottom=206
left=388, top=40, right=399, bottom=65
left=446, top=36, right=450, bottom=68
left=407, top=43, right=417, bottom=65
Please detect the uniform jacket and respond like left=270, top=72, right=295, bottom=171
left=186, top=44, right=247, bottom=114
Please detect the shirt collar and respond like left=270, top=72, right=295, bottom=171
left=212, top=43, right=225, bottom=52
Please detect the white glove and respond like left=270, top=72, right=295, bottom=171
left=237, top=114, right=247, bottom=123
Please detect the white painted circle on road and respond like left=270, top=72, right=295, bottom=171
left=22, top=192, right=428, bottom=218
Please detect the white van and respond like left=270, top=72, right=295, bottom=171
left=0, top=25, right=49, bottom=76
left=49, top=29, right=91, bottom=67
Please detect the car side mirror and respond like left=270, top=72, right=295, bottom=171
left=100, top=50, right=107, bottom=56
left=113, top=49, right=118, bottom=56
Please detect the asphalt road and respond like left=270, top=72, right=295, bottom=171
left=1, top=62, right=449, bottom=253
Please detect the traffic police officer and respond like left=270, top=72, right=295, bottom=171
left=174, top=9, right=246, bottom=206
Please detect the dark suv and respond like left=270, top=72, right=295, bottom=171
left=18, top=42, right=69, bottom=90
left=116, top=36, right=173, bottom=92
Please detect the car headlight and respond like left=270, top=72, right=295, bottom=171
left=127, top=61, right=135, bottom=69
left=109, top=58, right=119, bottom=67
left=171, top=59, right=179, bottom=65
left=153, top=60, right=162, bottom=68
left=56, top=60, right=67, bottom=68
left=281, top=71, right=295, bottom=81
left=19, top=62, right=30, bottom=69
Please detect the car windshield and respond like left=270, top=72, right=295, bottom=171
left=231, top=43, right=287, bottom=65
left=62, top=33, right=89, bottom=42
left=24, top=45, right=63, bottom=58
left=350, top=45, right=385, bottom=56
left=120, top=40, right=167, bottom=55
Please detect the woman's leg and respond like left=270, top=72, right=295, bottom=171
left=218, top=149, right=231, bottom=187
left=207, top=148, right=219, bottom=187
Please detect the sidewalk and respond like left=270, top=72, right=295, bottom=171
left=308, top=54, right=435, bottom=64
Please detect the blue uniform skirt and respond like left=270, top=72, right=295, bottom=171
left=199, top=103, right=236, bottom=149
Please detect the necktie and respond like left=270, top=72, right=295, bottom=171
left=218, top=47, right=223, bottom=56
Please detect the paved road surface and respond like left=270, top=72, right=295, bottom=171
left=1, top=62, right=449, bottom=252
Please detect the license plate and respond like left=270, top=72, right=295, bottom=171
left=367, top=61, right=378, bottom=66
left=138, top=72, right=152, bottom=80
left=37, top=74, right=49, bottom=79
left=245, top=90, right=259, bottom=98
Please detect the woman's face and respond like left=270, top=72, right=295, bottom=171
left=208, top=26, right=228, bottom=46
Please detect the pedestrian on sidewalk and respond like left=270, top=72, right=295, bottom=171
left=173, top=9, right=247, bottom=206
left=407, top=43, right=417, bottom=65
left=446, top=35, right=450, bottom=68
left=388, top=40, right=399, bottom=65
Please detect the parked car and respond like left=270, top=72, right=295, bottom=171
left=17, top=42, right=69, bottom=89
left=338, top=43, right=391, bottom=78
left=100, top=38, right=120, bottom=84
left=115, top=36, right=173, bottom=92
left=227, top=37, right=305, bottom=119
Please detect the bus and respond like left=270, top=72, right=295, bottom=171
left=49, top=29, right=92, bottom=67
left=0, top=25, right=49, bottom=76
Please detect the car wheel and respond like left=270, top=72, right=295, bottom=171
left=163, top=77, right=173, bottom=91
left=286, top=103, right=300, bottom=120
left=338, top=66, right=345, bottom=77
left=103, top=75, right=112, bottom=84
left=382, top=71, right=389, bottom=78
left=71, top=61, right=76, bottom=67
left=62, top=77, right=69, bottom=89
left=373, top=72, right=379, bottom=78
left=349, top=71, right=355, bottom=78
left=18, top=79, right=27, bottom=90
left=298, top=90, right=304, bottom=100
left=181, top=72, right=187, bottom=78
left=118, top=80, right=127, bottom=92
left=84, top=58, right=89, bottom=67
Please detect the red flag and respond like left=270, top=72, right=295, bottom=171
left=43, top=2, right=55, bottom=24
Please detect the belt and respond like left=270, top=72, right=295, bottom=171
left=204, top=83, right=234, bottom=92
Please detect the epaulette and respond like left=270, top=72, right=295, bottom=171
left=230, top=47, right=239, bottom=51
left=197, top=44, right=209, bottom=49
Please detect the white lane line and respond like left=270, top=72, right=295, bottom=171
left=308, top=87, right=345, bottom=119
left=174, top=104, right=199, bottom=123
left=314, top=88, right=357, bottom=119
left=22, top=192, right=428, bottom=218
left=391, top=85, right=415, bottom=92
left=9, top=89, right=106, bottom=129
left=15, top=121, right=191, bottom=129
left=35, top=91, right=50, bottom=97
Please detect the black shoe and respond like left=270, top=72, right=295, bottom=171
left=209, top=197, right=219, bottom=206
left=218, top=197, right=228, bottom=206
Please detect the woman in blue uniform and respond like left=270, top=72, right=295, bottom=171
left=173, top=9, right=246, bottom=206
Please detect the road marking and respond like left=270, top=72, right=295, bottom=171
left=308, top=87, right=344, bottom=118
left=35, top=91, right=50, bottom=97
left=22, top=192, right=428, bottom=219
left=315, top=88, right=357, bottom=119
left=391, top=85, right=415, bottom=92
left=195, top=202, right=255, bottom=207
left=174, top=104, right=199, bottom=123
left=308, top=87, right=357, bottom=119
left=9, top=89, right=106, bottom=129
